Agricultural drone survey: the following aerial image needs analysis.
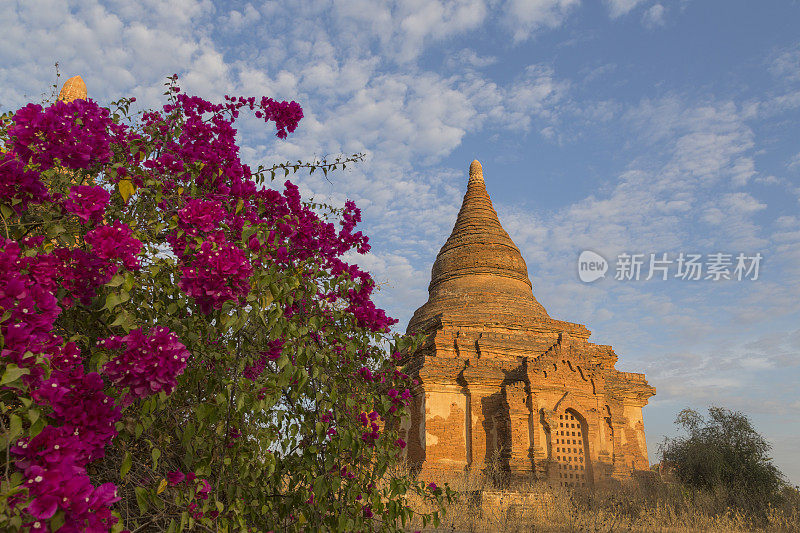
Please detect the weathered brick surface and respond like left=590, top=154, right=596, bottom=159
left=57, top=76, right=87, bottom=103
left=404, top=161, right=655, bottom=487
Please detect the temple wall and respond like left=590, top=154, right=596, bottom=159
left=407, top=340, right=654, bottom=484
left=422, top=386, right=469, bottom=469
left=622, top=403, right=650, bottom=470
left=405, top=385, right=426, bottom=465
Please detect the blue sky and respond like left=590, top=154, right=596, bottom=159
left=2, top=0, right=799, bottom=484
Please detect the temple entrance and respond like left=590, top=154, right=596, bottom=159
left=554, top=409, right=592, bottom=487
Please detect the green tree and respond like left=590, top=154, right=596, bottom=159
left=659, top=406, right=786, bottom=517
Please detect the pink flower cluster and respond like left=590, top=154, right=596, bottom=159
left=178, top=199, right=228, bottom=234
left=50, top=248, right=115, bottom=307
left=0, top=81, right=416, bottom=530
left=100, top=327, right=190, bottom=398
left=165, top=472, right=211, bottom=519
left=0, top=95, right=196, bottom=530
left=178, top=240, right=253, bottom=313
left=146, top=88, right=396, bottom=334
left=63, top=185, right=110, bottom=224
left=0, top=152, right=49, bottom=210
left=386, top=386, right=413, bottom=415
left=1, top=239, right=122, bottom=529
left=252, top=97, right=304, bottom=139
left=359, top=411, right=381, bottom=446
left=1, top=96, right=129, bottom=214
left=85, top=222, right=142, bottom=270
left=7, top=99, right=122, bottom=172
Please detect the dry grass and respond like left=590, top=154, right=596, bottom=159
left=404, top=468, right=800, bottom=533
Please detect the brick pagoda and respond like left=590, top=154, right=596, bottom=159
left=403, top=160, right=655, bottom=487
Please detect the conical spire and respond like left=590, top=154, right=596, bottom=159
left=408, top=160, right=549, bottom=332
left=469, top=159, right=483, bottom=184
left=57, top=76, right=87, bottom=103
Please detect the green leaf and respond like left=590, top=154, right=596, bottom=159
left=134, top=486, right=149, bottom=514
left=5, top=414, right=22, bottom=446
left=49, top=510, right=65, bottom=531
left=103, top=293, right=124, bottom=311
left=1, top=364, right=29, bottom=385
left=46, top=224, right=66, bottom=239
left=120, top=451, right=132, bottom=480
left=29, top=416, right=44, bottom=438
left=0, top=204, right=13, bottom=220
left=313, top=475, right=328, bottom=499
left=110, top=310, right=136, bottom=331
left=106, top=274, right=126, bottom=288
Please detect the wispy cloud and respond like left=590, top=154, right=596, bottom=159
left=605, top=0, right=646, bottom=18
left=642, top=3, right=666, bottom=28
left=501, top=0, right=581, bottom=42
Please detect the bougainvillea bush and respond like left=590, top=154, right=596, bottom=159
left=0, top=77, right=449, bottom=532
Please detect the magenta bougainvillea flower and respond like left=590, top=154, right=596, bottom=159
left=0, top=81, right=423, bottom=532
left=167, top=471, right=186, bottom=486
left=100, top=327, right=190, bottom=398
left=85, top=222, right=142, bottom=270
left=63, top=185, right=111, bottom=224
left=177, top=239, right=253, bottom=313
left=178, top=199, right=228, bottom=233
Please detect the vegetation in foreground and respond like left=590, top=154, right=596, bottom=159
left=408, top=475, right=800, bottom=532
left=0, top=77, right=450, bottom=532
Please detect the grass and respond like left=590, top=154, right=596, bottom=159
left=403, top=467, right=800, bottom=532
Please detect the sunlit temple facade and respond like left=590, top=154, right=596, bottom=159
left=403, top=160, right=655, bottom=486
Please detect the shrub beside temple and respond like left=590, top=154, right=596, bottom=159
left=0, top=76, right=449, bottom=532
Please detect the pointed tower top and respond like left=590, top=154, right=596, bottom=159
left=57, top=76, right=87, bottom=103
left=408, top=160, right=549, bottom=332
left=469, top=159, right=483, bottom=183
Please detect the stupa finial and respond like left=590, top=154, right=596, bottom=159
left=469, top=159, right=483, bottom=183
left=57, top=76, right=87, bottom=103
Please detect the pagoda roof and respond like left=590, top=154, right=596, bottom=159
left=408, top=160, right=551, bottom=332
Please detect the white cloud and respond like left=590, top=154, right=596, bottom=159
left=770, top=44, right=800, bottom=83
left=605, top=0, right=645, bottom=18
left=0, top=0, right=224, bottom=110
left=501, top=0, right=580, bottom=42
left=623, top=97, right=757, bottom=187
left=445, top=48, right=498, bottom=69
left=329, top=0, right=489, bottom=63
left=788, top=152, right=800, bottom=171
left=642, top=3, right=666, bottom=28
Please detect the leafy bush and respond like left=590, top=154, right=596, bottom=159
left=659, top=407, right=786, bottom=518
left=0, top=78, right=448, bottom=532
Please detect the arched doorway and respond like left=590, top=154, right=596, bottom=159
left=554, top=409, right=592, bottom=487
